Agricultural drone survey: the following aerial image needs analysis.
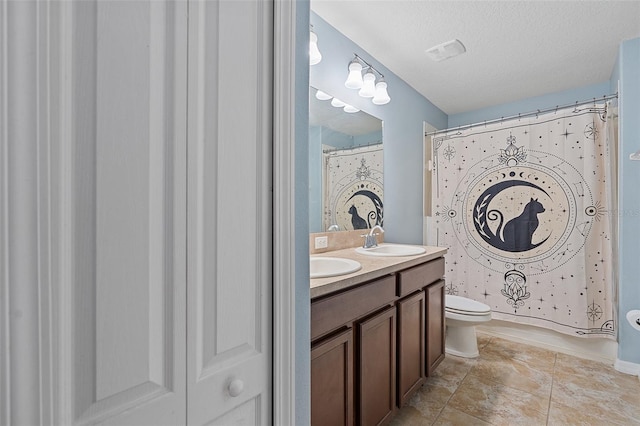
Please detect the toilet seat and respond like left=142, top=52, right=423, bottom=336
left=445, top=295, right=491, bottom=315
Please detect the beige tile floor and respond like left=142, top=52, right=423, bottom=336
left=390, top=333, right=640, bottom=426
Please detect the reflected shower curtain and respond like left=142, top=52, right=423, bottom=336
left=430, top=103, right=615, bottom=338
left=323, top=144, right=383, bottom=231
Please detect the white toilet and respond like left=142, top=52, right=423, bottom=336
left=445, top=295, right=492, bottom=358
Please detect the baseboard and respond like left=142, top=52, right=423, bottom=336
left=614, top=358, right=640, bottom=380
left=477, top=319, right=618, bottom=365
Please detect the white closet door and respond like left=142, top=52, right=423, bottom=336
left=186, top=1, right=273, bottom=424
left=54, top=1, right=188, bottom=424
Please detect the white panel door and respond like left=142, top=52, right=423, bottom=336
left=54, top=1, right=188, bottom=424
left=186, top=1, right=273, bottom=424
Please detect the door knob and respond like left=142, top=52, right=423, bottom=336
left=228, top=379, right=244, bottom=397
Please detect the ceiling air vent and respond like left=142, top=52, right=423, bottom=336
left=425, top=39, right=466, bottom=62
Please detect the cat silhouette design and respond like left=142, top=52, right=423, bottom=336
left=348, top=205, right=369, bottom=230
left=489, top=198, right=548, bottom=252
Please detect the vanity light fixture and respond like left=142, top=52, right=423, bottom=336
left=310, top=27, right=322, bottom=65
left=343, top=104, right=360, bottom=113
left=372, top=78, right=390, bottom=105
left=345, top=59, right=364, bottom=89
left=358, top=68, right=376, bottom=98
left=344, top=54, right=391, bottom=105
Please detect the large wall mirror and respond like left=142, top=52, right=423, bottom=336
left=309, top=86, right=384, bottom=233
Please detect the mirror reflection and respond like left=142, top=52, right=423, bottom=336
left=309, top=86, right=384, bottom=233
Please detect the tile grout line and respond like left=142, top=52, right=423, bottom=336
left=546, top=352, right=558, bottom=425
left=433, top=336, right=499, bottom=426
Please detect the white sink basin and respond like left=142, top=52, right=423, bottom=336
left=355, top=243, right=426, bottom=257
left=310, top=257, right=362, bottom=279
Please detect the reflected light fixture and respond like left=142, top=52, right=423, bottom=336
left=330, top=98, right=346, bottom=108
left=314, top=88, right=360, bottom=115
left=310, top=27, right=322, bottom=65
left=345, top=54, right=391, bottom=105
left=315, top=89, right=332, bottom=100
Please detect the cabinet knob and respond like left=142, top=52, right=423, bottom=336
left=228, top=379, right=244, bottom=397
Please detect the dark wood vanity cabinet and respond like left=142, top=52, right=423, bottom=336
left=396, top=291, right=425, bottom=407
left=357, top=306, right=396, bottom=426
left=311, top=328, right=354, bottom=426
left=311, top=255, right=445, bottom=425
left=426, top=280, right=446, bottom=376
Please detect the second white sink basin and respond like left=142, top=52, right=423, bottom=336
left=355, top=243, right=426, bottom=257
left=310, top=257, right=362, bottom=279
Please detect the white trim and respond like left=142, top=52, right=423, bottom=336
left=0, top=1, right=10, bottom=423
left=272, top=0, right=297, bottom=424
left=614, top=358, right=640, bottom=380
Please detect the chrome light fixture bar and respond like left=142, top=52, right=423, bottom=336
left=344, top=54, right=390, bottom=105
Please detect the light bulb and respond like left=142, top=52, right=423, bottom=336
left=343, top=104, right=360, bottom=113
left=310, top=31, right=322, bottom=65
left=315, top=90, right=332, bottom=100
left=330, top=98, right=346, bottom=108
left=344, top=60, right=363, bottom=89
left=358, top=69, right=376, bottom=98
left=372, top=80, right=391, bottom=105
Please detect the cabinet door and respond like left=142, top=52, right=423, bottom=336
left=426, top=280, right=446, bottom=375
left=311, top=329, right=354, bottom=426
left=186, top=1, right=273, bottom=424
left=357, top=306, right=396, bottom=426
left=397, top=291, right=426, bottom=407
left=50, top=1, right=188, bottom=424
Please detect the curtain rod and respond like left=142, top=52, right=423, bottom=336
left=425, top=93, right=618, bottom=137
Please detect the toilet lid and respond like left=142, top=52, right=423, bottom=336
left=446, top=295, right=491, bottom=314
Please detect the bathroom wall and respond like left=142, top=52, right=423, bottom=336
left=614, top=37, right=640, bottom=368
left=309, top=12, right=447, bottom=244
left=448, top=81, right=611, bottom=128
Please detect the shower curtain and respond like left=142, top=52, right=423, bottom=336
left=323, top=144, right=383, bottom=231
left=430, top=103, right=615, bottom=338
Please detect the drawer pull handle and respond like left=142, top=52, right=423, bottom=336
left=228, top=379, right=244, bottom=397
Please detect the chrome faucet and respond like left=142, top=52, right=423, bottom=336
left=362, top=225, right=384, bottom=248
left=328, top=224, right=340, bottom=231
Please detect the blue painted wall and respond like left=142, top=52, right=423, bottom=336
left=448, top=82, right=612, bottom=128
left=308, top=125, right=323, bottom=233
left=309, top=12, right=447, bottom=243
left=615, top=37, right=640, bottom=364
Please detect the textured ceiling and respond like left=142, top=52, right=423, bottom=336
left=311, top=0, right=640, bottom=115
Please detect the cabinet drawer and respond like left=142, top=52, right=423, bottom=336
left=311, top=275, right=396, bottom=341
left=397, top=257, right=444, bottom=297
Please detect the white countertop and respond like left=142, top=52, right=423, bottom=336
left=310, top=245, right=448, bottom=299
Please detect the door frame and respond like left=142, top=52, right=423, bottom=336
left=273, top=0, right=299, bottom=424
